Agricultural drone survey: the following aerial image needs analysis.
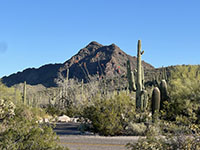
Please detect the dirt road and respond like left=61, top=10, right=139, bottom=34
left=59, top=135, right=139, bottom=150
left=54, top=123, right=139, bottom=150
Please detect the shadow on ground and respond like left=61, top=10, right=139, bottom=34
left=53, top=122, right=94, bottom=135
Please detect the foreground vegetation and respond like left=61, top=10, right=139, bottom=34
left=0, top=82, right=68, bottom=150
left=1, top=64, right=200, bottom=149
left=126, top=65, right=200, bottom=149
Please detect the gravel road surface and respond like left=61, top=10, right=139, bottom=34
left=59, top=135, right=139, bottom=150
left=54, top=123, right=139, bottom=150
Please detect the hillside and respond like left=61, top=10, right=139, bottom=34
left=1, top=41, right=154, bottom=87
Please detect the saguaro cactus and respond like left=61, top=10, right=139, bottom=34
left=62, top=68, right=69, bottom=99
left=49, top=90, right=57, bottom=106
left=66, top=68, right=69, bottom=84
left=162, top=67, right=168, bottom=81
left=160, top=79, right=168, bottom=109
left=136, top=40, right=146, bottom=110
left=152, top=87, right=160, bottom=115
left=23, top=81, right=27, bottom=105
left=127, top=40, right=147, bottom=111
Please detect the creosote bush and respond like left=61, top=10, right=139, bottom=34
left=0, top=81, right=68, bottom=150
left=161, top=65, right=200, bottom=124
left=0, top=99, right=15, bottom=122
left=125, top=123, right=147, bottom=136
left=82, top=91, right=136, bottom=136
left=127, top=125, right=200, bottom=150
left=0, top=103, right=68, bottom=150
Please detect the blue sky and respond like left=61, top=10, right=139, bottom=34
left=0, top=0, right=200, bottom=77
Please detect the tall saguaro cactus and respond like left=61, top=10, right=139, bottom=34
left=136, top=40, right=143, bottom=109
left=61, top=68, right=69, bottom=99
left=135, top=40, right=146, bottom=110
left=127, top=40, right=147, bottom=111
left=66, top=68, right=69, bottom=84
left=23, top=81, right=27, bottom=105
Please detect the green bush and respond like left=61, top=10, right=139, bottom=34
left=0, top=99, right=15, bottom=122
left=127, top=133, right=200, bottom=150
left=83, top=91, right=135, bottom=136
left=125, top=123, right=147, bottom=136
left=127, top=124, right=200, bottom=150
left=46, top=104, right=63, bottom=116
left=127, top=135, right=166, bottom=150
left=0, top=98, right=68, bottom=150
left=0, top=81, right=22, bottom=104
left=161, top=65, right=200, bottom=124
left=0, top=121, right=67, bottom=150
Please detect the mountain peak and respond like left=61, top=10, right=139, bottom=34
left=86, top=41, right=103, bottom=48
left=108, top=43, right=120, bottom=50
left=2, top=41, right=154, bottom=87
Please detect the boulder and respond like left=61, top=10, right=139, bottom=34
left=70, top=117, right=79, bottom=123
left=58, top=115, right=70, bottom=122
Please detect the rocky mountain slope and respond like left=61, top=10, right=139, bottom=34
left=2, top=41, right=154, bottom=87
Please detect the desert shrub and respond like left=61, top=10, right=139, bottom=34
left=0, top=88, right=68, bottom=150
left=127, top=135, right=166, bottom=150
left=160, top=120, right=190, bottom=135
left=127, top=124, right=200, bottom=150
left=126, top=133, right=200, bottom=150
left=161, top=100, right=197, bottom=124
left=0, top=122, right=67, bottom=150
left=30, top=106, right=47, bottom=119
left=161, top=65, right=200, bottom=124
left=0, top=104, right=68, bottom=150
left=45, top=103, right=81, bottom=118
left=82, top=91, right=135, bottom=136
left=125, top=123, right=147, bottom=136
left=133, top=110, right=152, bottom=123
left=46, top=104, right=64, bottom=116
left=54, top=74, right=128, bottom=117
left=0, top=81, right=22, bottom=104
left=126, top=122, right=165, bottom=150
left=0, top=99, right=15, bottom=122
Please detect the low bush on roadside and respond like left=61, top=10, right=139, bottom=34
left=125, top=123, right=147, bottom=136
left=127, top=124, right=200, bottom=150
left=45, top=104, right=64, bottom=116
left=82, top=91, right=136, bottom=136
left=0, top=97, right=68, bottom=150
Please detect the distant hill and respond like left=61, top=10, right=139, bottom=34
left=2, top=41, right=154, bottom=87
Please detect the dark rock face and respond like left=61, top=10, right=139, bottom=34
left=2, top=41, right=154, bottom=87
left=2, top=64, right=63, bottom=87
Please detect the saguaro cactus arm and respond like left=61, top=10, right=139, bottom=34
left=127, top=60, right=136, bottom=91
left=131, top=71, right=136, bottom=91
